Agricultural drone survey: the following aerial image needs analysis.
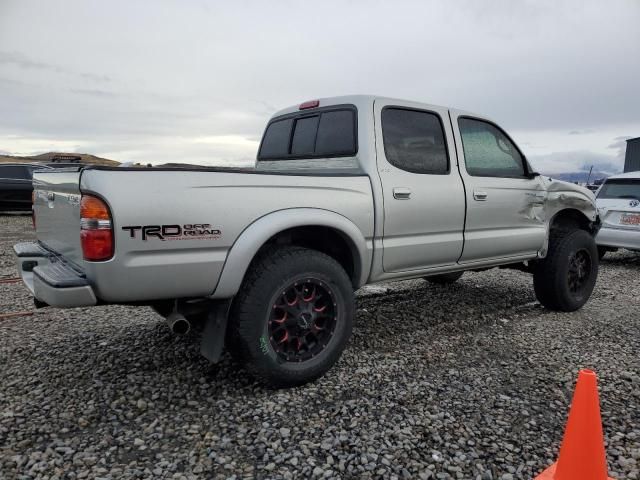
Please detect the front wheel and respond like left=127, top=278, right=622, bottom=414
left=227, top=246, right=354, bottom=387
left=533, top=230, right=598, bottom=312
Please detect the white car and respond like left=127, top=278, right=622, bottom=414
left=596, top=171, right=640, bottom=258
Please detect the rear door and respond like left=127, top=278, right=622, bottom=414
left=374, top=99, right=465, bottom=272
left=450, top=113, right=546, bottom=263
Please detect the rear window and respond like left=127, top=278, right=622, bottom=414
left=0, top=165, right=30, bottom=180
left=597, top=179, right=640, bottom=200
left=291, top=116, right=319, bottom=155
left=259, top=118, right=293, bottom=158
left=258, top=106, right=357, bottom=160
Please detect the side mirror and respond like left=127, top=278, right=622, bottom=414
left=527, top=171, right=540, bottom=179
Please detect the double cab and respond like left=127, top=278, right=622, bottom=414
left=15, top=95, right=600, bottom=386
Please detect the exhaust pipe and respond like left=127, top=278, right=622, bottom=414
left=166, top=312, right=191, bottom=335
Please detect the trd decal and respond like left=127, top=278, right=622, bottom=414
left=122, top=224, right=221, bottom=241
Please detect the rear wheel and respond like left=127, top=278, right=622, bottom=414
left=533, top=230, right=598, bottom=312
left=227, top=246, right=354, bottom=387
left=425, top=271, right=464, bottom=284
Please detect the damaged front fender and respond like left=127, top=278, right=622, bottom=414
left=537, top=177, right=599, bottom=257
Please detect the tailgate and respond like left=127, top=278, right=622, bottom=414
left=33, top=168, right=83, bottom=267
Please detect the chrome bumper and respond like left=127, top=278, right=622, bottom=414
left=13, top=242, right=97, bottom=308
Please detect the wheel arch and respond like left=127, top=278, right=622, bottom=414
left=549, top=208, right=597, bottom=235
left=539, top=207, right=599, bottom=258
left=210, top=208, right=371, bottom=298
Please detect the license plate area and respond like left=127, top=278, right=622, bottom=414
left=620, top=213, right=640, bottom=226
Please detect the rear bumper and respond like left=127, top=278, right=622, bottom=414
left=13, top=242, right=97, bottom=308
left=596, top=226, right=640, bottom=251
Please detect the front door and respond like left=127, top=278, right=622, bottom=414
left=374, top=99, right=466, bottom=272
left=450, top=113, right=546, bottom=263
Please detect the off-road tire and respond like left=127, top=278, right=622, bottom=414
left=425, top=271, right=464, bottom=284
left=227, top=246, right=354, bottom=388
left=533, top=229, right=598, bottom=312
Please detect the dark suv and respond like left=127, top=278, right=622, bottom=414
left=0, top=163, right=52, bottom=212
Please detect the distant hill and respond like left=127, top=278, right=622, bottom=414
left=0, top=152, right=120, bottom=166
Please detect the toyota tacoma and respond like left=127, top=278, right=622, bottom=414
left=14, top=95, right=600, bottom=387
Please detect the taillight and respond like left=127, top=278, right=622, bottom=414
left=80, top=195, right=113, bottom=261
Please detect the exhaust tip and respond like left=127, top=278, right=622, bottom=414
left=166, top=312, right=191, bottom=336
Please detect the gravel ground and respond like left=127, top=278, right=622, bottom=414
left=1, top=214, right=639, bottom=480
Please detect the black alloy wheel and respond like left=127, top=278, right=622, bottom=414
left=269, top=279, right=338, bottom=363
left=567, top=249, right=591, bottom=295
left=227, top=246, right=354, bottom=387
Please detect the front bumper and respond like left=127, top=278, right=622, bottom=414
left=596, top=226, right=640, bottom=251
left=13, top=242, right=97, bottom=308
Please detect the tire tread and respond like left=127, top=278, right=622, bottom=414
left=533, top=229, right=598, bottom=312
left=227, top=245, right=353, bottom=387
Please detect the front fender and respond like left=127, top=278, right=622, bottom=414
left=543, top=178, right=598, bottom=223
left=537, top=179, right=599, bottom=257
left=209, top=208, right=372, bottom=299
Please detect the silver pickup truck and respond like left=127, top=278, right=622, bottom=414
left=14, top=95, right=600, bottom=387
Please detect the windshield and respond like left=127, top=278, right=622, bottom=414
left=597, top=179, right=640, bottom=200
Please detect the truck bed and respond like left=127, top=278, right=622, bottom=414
left=31, top=166, right=374, bottom=303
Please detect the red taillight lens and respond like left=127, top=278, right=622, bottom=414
left=81, top=229, right=113, bottom=261
left=80, top=195, right=113, bottom=261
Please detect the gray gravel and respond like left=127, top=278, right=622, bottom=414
left=1, top=214, right=639, bottom=479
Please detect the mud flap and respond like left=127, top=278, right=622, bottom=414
left=200, top=300, right=232, bottom=363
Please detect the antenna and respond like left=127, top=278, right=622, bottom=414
left=586, top=165, right=593, bottom=185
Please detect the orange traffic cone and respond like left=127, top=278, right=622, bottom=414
left=535, top=369, right=613, bottom=480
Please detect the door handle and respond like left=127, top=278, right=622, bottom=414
left=473, top=190, right=488, bottom=201
left=393, top=187, right=412, bottom=200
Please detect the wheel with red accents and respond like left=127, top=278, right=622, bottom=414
left=227, top=246, right=354, bottom=387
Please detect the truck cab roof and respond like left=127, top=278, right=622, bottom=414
left=271, top=95, right=486, bottom=123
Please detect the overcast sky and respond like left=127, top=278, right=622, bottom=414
left=1, top=0, right=639, bottom=174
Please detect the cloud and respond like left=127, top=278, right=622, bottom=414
left=0, top=51, right=63, bottom=72
left=529, top=149, right=623, bottom=176
left=568, top=129, right=597, bottom=135
left=0, top=50, right=111, bottom=82
left=0, top=0, right=638, bottom=168
left=0, top=135, right=87, bottom=157
left=69, top=88, right=118, bottom=98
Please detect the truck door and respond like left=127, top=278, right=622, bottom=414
left=449, top=112, right=546, bottom=263
left=374, top=99, right=465, bottom=272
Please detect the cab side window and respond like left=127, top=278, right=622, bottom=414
left=381, top=108, right=449, bottom=175
left=458, top=118, right=526, bottom=178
